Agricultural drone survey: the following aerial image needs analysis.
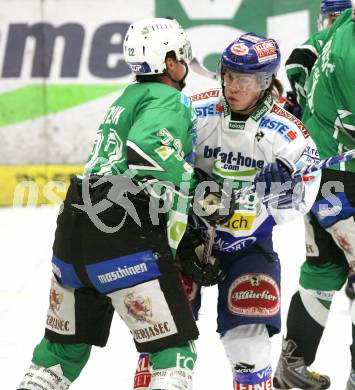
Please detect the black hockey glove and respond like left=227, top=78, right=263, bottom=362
left=254, top=156, right=305, bottom=210
left=175, top=227, right=226, bottom=287
left=192, top=168, right=235, bottom=225
left=284, top=90, right=304, bottom=120
left=345, top=270, right=355, bottom=300
left=176, top=244, right=226, bottom=287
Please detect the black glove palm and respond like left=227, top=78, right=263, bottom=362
left=176, top=226, right=226, bottom=287
left=193, top=168, right=235, bottom=225
left=176, top=244, right=226, bottom=286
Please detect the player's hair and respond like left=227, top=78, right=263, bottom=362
left=135, top=51, right=177, bottom=83
left=267, top=76, right=284, bottom=100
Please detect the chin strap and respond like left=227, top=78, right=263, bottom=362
left=164, top=62, right=189, bottom=90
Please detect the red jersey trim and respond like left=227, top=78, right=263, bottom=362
left=272, top=104, right=309, bottom=138
left=190, top=89, right=220, bottom=102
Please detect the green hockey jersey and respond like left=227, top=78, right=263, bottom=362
left=286, top=29, right=324, bottom=110
left=84, top=82, right=198, bottom=255
left=287, top=9, right=355, bottom=172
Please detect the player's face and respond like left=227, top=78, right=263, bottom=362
left=174, top=60, right=188, bottom=87
left=165, top=57, right=188, bottom=90
left=223, top=69, right=262, bottom=112
left=318, top=13, right=340, bottom=30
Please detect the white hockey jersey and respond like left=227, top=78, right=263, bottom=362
left=191, top=89, right=321, bottom=254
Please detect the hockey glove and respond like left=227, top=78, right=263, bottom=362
left=176, top=244, right=226, bottom=287
left=345, top=270, right=355, bottom=300
left=284, top=91, right=304, bottom=120
left=176, top=225, right=226, bottom=287
left=254, top=156, right=305, bottom=210
left=193, top=168, right=235, bottom=225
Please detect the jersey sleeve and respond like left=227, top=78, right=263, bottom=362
left=286, top=31, right=324, bottom=109
left=329, top=24, right=355, bottom=150
left=270, top=117, right=321, bottom=224
left=127, top=107, right=198, bottom=197
left=286, top=9, right=352, bottom=110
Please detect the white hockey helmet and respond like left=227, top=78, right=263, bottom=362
left=123, top=18, right=192, bottom=75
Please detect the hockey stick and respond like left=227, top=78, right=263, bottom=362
left=190, top=57, right=217, bottom=80
left=232, top=147, right=355, bottom=201
left=202, top=148, right=355, bottom=263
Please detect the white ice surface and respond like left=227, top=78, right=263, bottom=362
left=0, top=206, right=351, bottom=389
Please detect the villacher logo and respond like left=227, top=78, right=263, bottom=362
left=228, top=273, right=280, bottom=317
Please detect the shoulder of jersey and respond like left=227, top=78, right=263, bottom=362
left=190, top=88, right=222, bottom=103
left=268, top=102, right=310, bottom=140
left=190, top=89, right=224, bottom=118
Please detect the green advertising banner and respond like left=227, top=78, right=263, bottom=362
left=156, top=0, right=320, bottom=72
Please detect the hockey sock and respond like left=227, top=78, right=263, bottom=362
left=286, top=261, right=344, bottom=365
left=148, top=341, right=197, bottom=390
left=286, top=289, right=330, bottom=365
left=133, top=353, right=151, bottom=390
left=32, top=337, right=91, bottom=382
left=221, top=325, right=272, bottom=389
left=233, top=365, right=272, bottom=390
left=18, top=363, right=71, bottom=390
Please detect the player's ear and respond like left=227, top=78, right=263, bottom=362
left=165, top=56, right=176, bottom=72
